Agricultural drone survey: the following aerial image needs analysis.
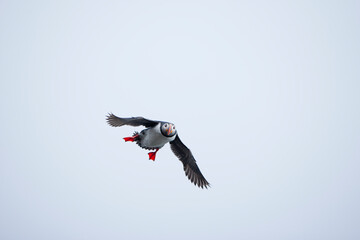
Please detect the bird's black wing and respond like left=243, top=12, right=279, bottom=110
left=106, top=113, right=159, bottom=128
left=170, top=135, right=210, bottom=189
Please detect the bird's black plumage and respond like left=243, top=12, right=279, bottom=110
left=170, top=135, right=210, bottom=189
left=106, top=113, right=159, bottom=128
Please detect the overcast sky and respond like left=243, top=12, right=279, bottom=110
left=1, top=1, right=359, bottom=239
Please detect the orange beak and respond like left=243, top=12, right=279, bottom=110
left=167, top=125, right=173, bottom=135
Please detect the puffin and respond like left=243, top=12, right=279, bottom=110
left=106, top=113, right=210, bottom=189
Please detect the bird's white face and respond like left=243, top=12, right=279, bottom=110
left=161, top=122, right=176, bottom=137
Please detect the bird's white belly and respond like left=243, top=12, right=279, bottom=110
left=141, top=124, right=175, bottom=148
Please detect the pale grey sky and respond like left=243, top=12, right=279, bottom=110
left=1, top=1, right=359, bottom=239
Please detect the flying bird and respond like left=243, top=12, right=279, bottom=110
left=106, top=113, right=210, bottom=189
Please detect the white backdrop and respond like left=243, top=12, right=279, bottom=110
left=1, top=1, right=359, bottom=239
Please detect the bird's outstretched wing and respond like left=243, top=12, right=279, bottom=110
left=170, top=135, right=210, bottom=189
left=106, top=113, right=159, bottom=128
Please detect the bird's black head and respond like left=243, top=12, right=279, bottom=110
left=160, top=122, right=177, bottom=137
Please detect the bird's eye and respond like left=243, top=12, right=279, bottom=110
left=173, top=126, right=175, bottom=129
left=164, top=124, right=168, bottom=128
